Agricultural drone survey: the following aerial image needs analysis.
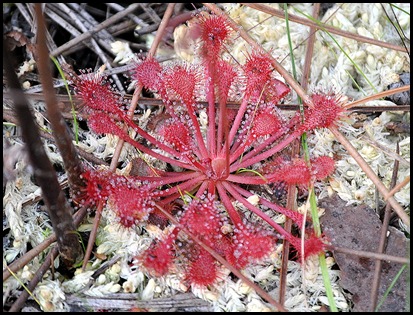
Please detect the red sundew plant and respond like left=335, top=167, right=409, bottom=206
left=68, top=12, right=343, bottom=287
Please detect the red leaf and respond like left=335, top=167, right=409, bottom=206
left=185, top=249, right=219, bottom=287
left=133, top=57, right=163, bottom=91
left=142, top=231, right=177, bottom=276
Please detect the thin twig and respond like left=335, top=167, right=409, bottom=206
left=34, top=5, right=87, bottom=200
left=16, top=4, right=66, bottom=64
left=105, top=3, right=149, bottom=28
left=279, top=142, right=299, bottom=306
left=107, top=20, right=141, bottom=38
left=384, top=176, right=410, bottom=201
left=278, top=3, right=345, bottom=65
left=369, top=143, right=400, bottom=311
left=140, top=3, right=162, bottom=23
left=380, top=3, right=410, bottom=56
left=5, top=91, right=409, bottom=113
left=344, top=85, right=411, bottom=109
left=300, top=3, right=320, bottom=92
left=3, top=108, right=109, bottom=167
left=329, top=245, right=409, bottom=264
left=66, top=3, right=116, bottom=54
left=43, top=5, right=99, bottom=65
left=14, top=3, right=33, bottom=27
left=279, top=3, right=321, bottom=305
left=4, top=17, right=82, bottom=270
left=82, top=201, right=104, bottom=271
left=3, top=236, right=56, bottom=282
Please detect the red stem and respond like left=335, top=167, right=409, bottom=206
left=240, top=111, right=301, bottom=161
left=195, top=180, right=210, bottom=198
left=230, top=131, right=301, bottom=172
left=184, top=101, right=210, bottom=159
left=228, top=98, right=249, bottom=146
left=121, top=114, right=194, bottom=163
left=109, top=120, right=196, bottom=170
left=156, top=174, right=207, bottom=203
left=222, top=181, right=291, bottom=239
left=215, top=181, right=243, bottom=227
left=230, top=128, right=287, bottom=165
left=206, top=65, right=217, bottom=156
left=139, top=171, right=203, bottom=189
left=233, top=184, right=305, bottom=228
left=226, top=173, right=267, bottom=185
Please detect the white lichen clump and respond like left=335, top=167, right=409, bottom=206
left=34, top=279, right=70, bottom=312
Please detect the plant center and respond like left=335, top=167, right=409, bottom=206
left=210, top=157, right=228, bottom=180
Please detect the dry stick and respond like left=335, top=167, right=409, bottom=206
left=81, top=201, right=104, bottom=270
left=384, top=175, right=410, bottom=201
left=154, top=204, right=286, bottom=312
left=81, top=3, right=177, bottom=271
left=33, top=4, right=68, bottom=64
left=67, top=2, right=132, bottom=78
left=14, top=3, right=32, bottom=27
left=298, top=4, right=321, bottom=309
left=44, top=6, right=83, bottom=38
left=44, top=4, right=98, bottom=57
left=141, top=3, right=162, bottom=23
left=329, top=126, right=409, bottom=227
left=4, top=37, right=81, bottom=273
left=380, top=3, right=410, bottom=55
left=20, top=3, right=86, bottom=278
left=34, top=5, right=86, bottom=204
left=344, top=85, right=411, bottom=109
left=299, top=3, right=319, bottom=93
left=108, top=20, right=140, bottom=38
left=240, top=3, right=408, bottom=53
left=49, top=3, right=141, bottom=57
left=105, top=3, right=150, bottom=28
left=329, top=245, right=409, bottom=265
left=203, top=3, right=315, bottom=109
left=6, top=90, right=409, bottom=114
left=8, top=246, right=59, bottom=312
left=277, top=3, right=345, bottom=65
left=370, top=144, right=400, bottom=311
left=11, top=92, right=410, bottom=114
